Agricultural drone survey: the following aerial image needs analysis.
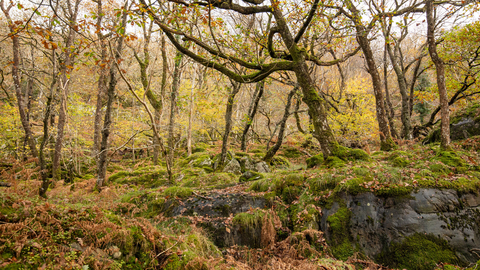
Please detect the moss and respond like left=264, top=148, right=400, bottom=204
left=380, top=137, right=398, bottom=151
left=378, top=233, right=462, bottom=270
left=239, top=171, right=264, bottom=182
left=340, top=177, right=369, bottom=195
left=433, top=151, right=466, bottom=167
left=270, top=155, right=291, bottom=168
left=429, top=163, right=451, bottom=174
left=249, top=178, right=273, bottom=192
left=391, top=156, right=411, bottom=167
left=281, top=146, right=303, bottom=158
left=292, top=204, right=321, bottom=232
left=348, top=149, right=370, bottom=161
left=306, top=153, right=324, bottom=168
left=353, top=167, right=370, bottom=177
left=307, top=173, right=344, bottom=196
left=327, top=207, right=353, bottom=261
left=232, top=209, right=266, bottom=229
left=108, top=167, right=167, bottom=188
left=82, top=174, right=94, bottom=179
left=331, top=144, right=350, bottom=160
left=235, top=151, right=249, bottom=157
left=163, top=186, right=193, bottom=199
left=325, top=156, right=346, bottom=168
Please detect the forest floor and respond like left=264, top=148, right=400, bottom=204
left=1, top=136, right=480, bottom=270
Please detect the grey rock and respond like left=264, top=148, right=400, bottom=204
left=451, top=117, right=480, bottom=140
left=320, top=189, right=480, bottom=264
left=198, top=158, right=212, bottom=167
left=223, top=158, right=242, bottom=175
left=239, top=156, right=255, bottom=172
left=254, top=161, right=271, bottom=173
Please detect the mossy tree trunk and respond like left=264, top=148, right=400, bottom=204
left=92, top=0, right=107, bottom=160
left=218, top=81, right=241, bottom=169
left=263, top=88, right=296, bottom=163
left=426, top=0, right=451, bottom=150
left=344, top=0, right=396, bottom=151
left=167, top=49, right=185, bottom=177
left=1, top=2, right=38, bottom=159
left=96, top=9, right=127, bottom=190
left=241, top=81, right=264, bottom=151
left=383, top=46, right=399, bottom=139
left=53, top=0, right=80, bottom=180
left=39, top=35, right=59, bottom=198
left=271, top=4, right=339, bottom=158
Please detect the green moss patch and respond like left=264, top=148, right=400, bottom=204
left=432, top=151, right=467, bottom=167
left=280, top=146, right=303, bottom=158
left=327, top=207, right=354, bottom=261
left=306, top=153, right=324, bottom=168
left=163, top=186, right=194, bottom=199
left=270, top=155, right=291, bottom=168
left=108, top=166, right=167, bottom=187
left=378, top=233, right=462, bottom=270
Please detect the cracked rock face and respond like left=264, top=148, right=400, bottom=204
left=320, top=188, right=480, bottom=264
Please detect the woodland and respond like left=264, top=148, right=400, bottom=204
left=0, top=0, right=480, bottom=269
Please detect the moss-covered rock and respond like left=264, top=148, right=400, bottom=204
left=108, top=167, right=167, bottom=187
left=327, top=207, right=353, bottom=261
left=378, top=233, right=462, bottom=270
left=432, top=151, right=467, bottom=167
left=281, top=146, right=303, bottom=158
left=163, top=186, right=194, bottom=199
left=325, top=156, right=346, bottom=168
left=270, top=155, right=291, bottom=168
left=239, top=171, right=264, bottom=182
left=306, top=153, right=324, bottom=168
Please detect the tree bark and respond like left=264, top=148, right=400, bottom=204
left=96, top=8, right=127, bottom=190
left=153, top=36, right=168, bottom=164
left=294, top=96, right=306, bottom=134
left=167, top=50, right=184, bottom=179
left=386, top=41, right=412, bottom=139
left=53, top=0, right=79, bottom=179
left=218, top=81, right=241, bottom=169
left=426, top=0, right=450, bottom=150
left=263, top=88, right=295, bottom=163
left=383, top=47, right=399, bottom=139
left=241, top=81, right=264, bottom=151
left=92, top=0, right=107, bottom=159
left=1, top=3, right=38, bottom=159
left=271, top=4, right=338, bottom=157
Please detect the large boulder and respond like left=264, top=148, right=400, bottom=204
left=320, top=188, right=480, bottom=264
left=222, top=158, right=242, bottom=175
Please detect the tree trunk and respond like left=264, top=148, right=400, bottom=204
left=271, top=5, right=338, bottom=157
left=39, top=47, right=58, bottom=198
left=426, top=0, right=450, bottom=150
left=153, top=36, right=168, bottom=164
left=92, top=0, right=107, bottom=159
left=383, top=46, right=399, bottom=139
left=356, top=31, right=395, bottom=150
left=218, top=81, right=241, bottom=169
left=167, top=50, right=184, bottom=180
left=241, top=81, right=264, bottom=151
left=53, top=7, right=78, bottom=179
left=386, top=42, right=412, bottom=139
left=1, top=7, right=38, bottom=159
left=186, top=62, right=196, bottom=156
left=263, top=88, right=295, bottom=163
left=96, top=10, right=127, bottom=190
left=294, top=96, right=306, bottom=134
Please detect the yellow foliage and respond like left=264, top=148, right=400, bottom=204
left=328, top=77, right=379, bottom=144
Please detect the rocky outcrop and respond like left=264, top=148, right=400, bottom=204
left=320, top=189, right=480, bottom=264
left=450, top=117, right=480, bottom=140
left=166, top=192, right=269, bottom=247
